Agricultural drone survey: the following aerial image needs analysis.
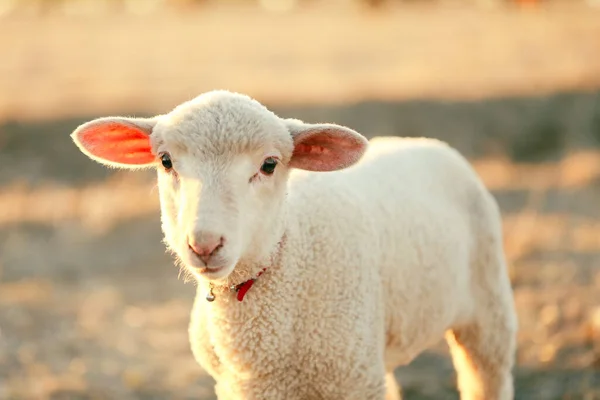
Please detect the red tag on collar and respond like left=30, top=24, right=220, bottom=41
left=236, top=279, right=256, bottom=302
left=235, top=268, right=267, bottom=302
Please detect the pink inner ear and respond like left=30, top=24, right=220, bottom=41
left=78, top=122, right=154, bottom=165
left=290, top=130, right=365, bottom=172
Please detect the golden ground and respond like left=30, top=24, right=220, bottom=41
left=1, top=2, right=599, bottom=399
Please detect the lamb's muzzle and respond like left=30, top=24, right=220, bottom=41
left=187, top=232, right=225, bottom=265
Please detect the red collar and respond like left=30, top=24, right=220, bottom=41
left=205, top=267, right=268, bottom=302
left=233, top=267, right=268, bottom=302
left=205, top=235, right=286, bottom=303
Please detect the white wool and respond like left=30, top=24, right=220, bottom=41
left=71, top=90, right=518, bottom=400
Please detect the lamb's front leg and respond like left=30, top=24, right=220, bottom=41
left=213, top=374, right=303, bottom=400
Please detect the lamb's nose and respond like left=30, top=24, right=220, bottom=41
left=188, top=233, right=224, bottom=264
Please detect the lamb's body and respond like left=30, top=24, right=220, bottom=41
left=71, top=90, right=517, bottom=400
left=189, top=137, right=517, bottom=399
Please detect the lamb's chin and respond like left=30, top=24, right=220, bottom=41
left=180, top=259, right=233, bottom=281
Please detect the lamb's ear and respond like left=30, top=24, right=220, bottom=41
left=71, top=117, right=157, bottom=169
left=284, top=119, right=368, bottom=172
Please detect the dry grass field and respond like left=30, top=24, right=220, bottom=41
left=1, top=2, right=599, bottom=399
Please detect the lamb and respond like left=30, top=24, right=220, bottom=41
left=70, top=90, right=518, bottom=400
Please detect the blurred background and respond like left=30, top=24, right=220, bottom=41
left=1, top=0, right=600, bottom=398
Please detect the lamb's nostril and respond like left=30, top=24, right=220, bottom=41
left=188, top=234, right=224, bottom=264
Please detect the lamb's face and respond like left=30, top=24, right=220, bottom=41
left=150, top=97, right=294, bottom=281
left=70, top=90, right=368, bottom=283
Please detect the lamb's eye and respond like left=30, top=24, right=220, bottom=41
left=160, top=153, right=173, bottom=170
left=260, top=157, right=278, bottom=175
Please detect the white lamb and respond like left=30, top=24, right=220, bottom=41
left=70, top=90, right=518, bottom=400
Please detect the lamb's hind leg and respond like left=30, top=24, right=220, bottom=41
left=385, top=372, right=402, bottom=400
left=445, top=300, right=517, bottom=400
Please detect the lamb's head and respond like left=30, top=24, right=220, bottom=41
left=70, top=90, right=368, bottom=282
